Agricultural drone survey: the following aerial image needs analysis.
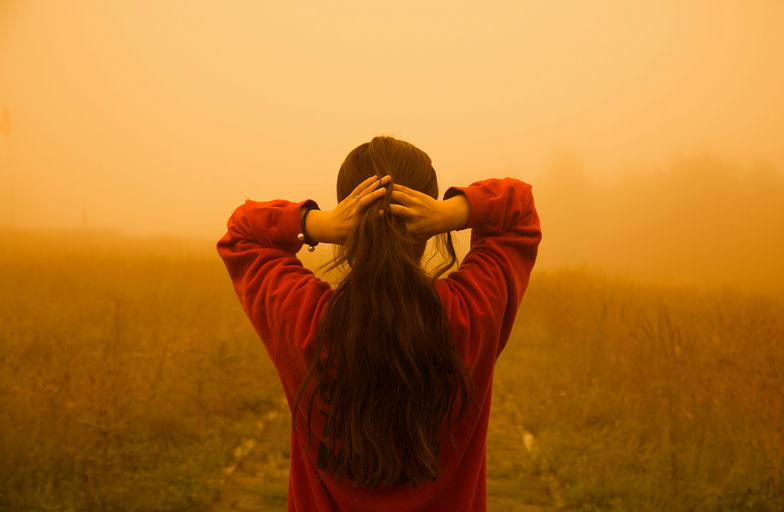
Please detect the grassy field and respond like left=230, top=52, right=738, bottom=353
left=500, top=270, right=784, bottom=511
left=0, top=230, right=278, bottom=512
left=1, top=229, right=782, bottom=511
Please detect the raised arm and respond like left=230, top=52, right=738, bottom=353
left=216, top=198, right=332, bottom=362
left=437, top=178, right=541, bottom=363
left=216, top=176, right=391, bottom=362
left=388, top=177, right=540, bottom=363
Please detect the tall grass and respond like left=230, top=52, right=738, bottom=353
left=497, top=269, right=784, bottom=511
left=0, top=230, right=281, bottom=512
left=2, top=229, right=782, bottom=510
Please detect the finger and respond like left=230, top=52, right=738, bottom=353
left=357, top=187, right=387, bottom=211
left=392, top=183, right=426, bottom=198
left=354, top=174, right=392, bottom=198
left=387, top=203, right=412, bottom=217
left=389, top=190, right=416, bottom=206
left=350, top=175, right=381, bottom=198
left=361, top=174, right=392, bottom=195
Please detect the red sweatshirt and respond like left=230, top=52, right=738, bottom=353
left=217, top=178, right=541, bottom=511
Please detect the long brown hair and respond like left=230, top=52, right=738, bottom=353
left=293, top=135, right=477, bottom=487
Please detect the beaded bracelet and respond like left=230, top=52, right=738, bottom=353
left=298, top=205, right=320, bottom=252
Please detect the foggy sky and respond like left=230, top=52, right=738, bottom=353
left=1, top=0, right=783, bottom=241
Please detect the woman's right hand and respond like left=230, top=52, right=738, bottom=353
left=389, top=184, right=469, bottom=240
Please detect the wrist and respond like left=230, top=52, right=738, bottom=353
left=441, top=194, right=469, bottom=232
left=304, top=208, right=331, bottom=244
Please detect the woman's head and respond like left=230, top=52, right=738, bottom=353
left=294, top=135, right=476, bottom=488
left=337, top=136, right=438, bottom=202
left=333, top=135, right=452, bottom=271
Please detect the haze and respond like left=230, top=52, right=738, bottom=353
left=1, top=1, right=783, bottom=289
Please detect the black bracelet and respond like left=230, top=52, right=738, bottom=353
left=299, top=204, right=320, bottom=251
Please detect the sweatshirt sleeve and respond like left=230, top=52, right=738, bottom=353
left=437, top=178, right=541, bottom=365
left=215, top=198, right=332, bottom=363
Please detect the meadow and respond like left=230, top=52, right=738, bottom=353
left=501, top=270, right=784, bottom=511
left=1, top=229, right=782, bottom=511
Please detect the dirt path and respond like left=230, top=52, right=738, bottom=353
left=210, top=396, right=291, bottom=512
left=486, top=377, right=560, bottom=511
left=211, top=379, right=558, bottom=511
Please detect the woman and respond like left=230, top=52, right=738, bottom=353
left=217, top=135, right=541, bottom=511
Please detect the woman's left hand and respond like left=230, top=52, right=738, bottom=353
left=304, top=175, right=391, bottom=244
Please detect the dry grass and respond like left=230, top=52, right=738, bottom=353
left=497, top=269, right=784, bottom=511
left=0, top=229, right=280, bottom=511
left=1, top=229, right=782, bottom=511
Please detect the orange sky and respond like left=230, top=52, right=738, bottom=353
left=1, top=1, right=783, bottom=240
